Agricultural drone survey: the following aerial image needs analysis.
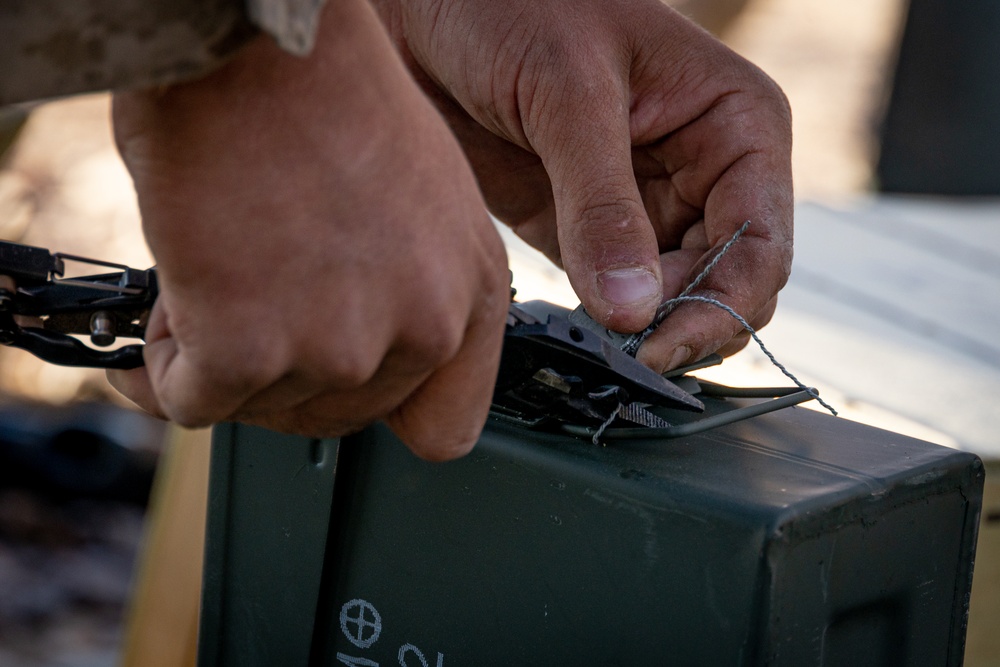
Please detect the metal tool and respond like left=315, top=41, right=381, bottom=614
left=0, top=239, right=819, bottom=439
left=497, top=299, right=819, bottom=439
left=494, top=299, right=705, bottom=431
left=0, top=240, right=157, bottom=369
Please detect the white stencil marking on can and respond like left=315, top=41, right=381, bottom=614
left=336, top=653, right=380, bottom=667
left=398, top=643, right=444, bottom=667
left=339, top=599, right=382, bottom=649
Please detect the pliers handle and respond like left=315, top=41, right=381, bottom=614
left=0, top=240, right=156, bottom=369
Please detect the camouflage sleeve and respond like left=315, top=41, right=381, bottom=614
left=248, top=0, right=325, bottom=55
left=0, top=0, right=326, bottom=106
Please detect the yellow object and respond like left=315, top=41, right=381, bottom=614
left=121, top=427, right=212, bottom=667
left=966, top=461, right=1000, bottom=666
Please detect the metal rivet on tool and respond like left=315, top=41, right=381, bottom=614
left=90, top=311, right=116, bottom=347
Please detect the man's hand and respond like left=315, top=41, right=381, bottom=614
left=373, top=0, right=793, bottom=371
left=109, top=0, right=509, bottom=460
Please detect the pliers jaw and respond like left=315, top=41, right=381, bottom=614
left=492, top=301, right=704, bottom=430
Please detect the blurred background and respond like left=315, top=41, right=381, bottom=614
left=1, top=0, right=998, bottom=664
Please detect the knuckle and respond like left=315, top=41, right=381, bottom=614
left=565, top=198, right=656, bottom=273
left=574, top=197, right=648, bottom=242
left=759, top=74, right=792, bottom=124
left=478, top=262, right=515, bottom=324
left=321, top=349, right=383, bottom=389
left=412, top=316, right=465, bottom=367
left=408, top=286, right=465, bottom=356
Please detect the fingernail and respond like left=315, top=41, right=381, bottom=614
left=597, top=267, right=660, bottom=307
left=666, top=345, right=693, bottom=371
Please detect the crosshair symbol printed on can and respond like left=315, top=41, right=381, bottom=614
left=340, top=599, right=382, bottom=649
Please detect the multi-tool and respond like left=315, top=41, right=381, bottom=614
left=0, top=239, right=817, bottom=439
left=0, top=240, right=155, bottom=370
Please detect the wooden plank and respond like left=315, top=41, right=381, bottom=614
left=792, top=201, right=1000, bottom=362
left=760, top=280, right=1000, bottom=455
left=120, top=427, right=212, bottom=667
left=759, top=199, right=1000, bottom=456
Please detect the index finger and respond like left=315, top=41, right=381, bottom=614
left=637, top=148, right=794, bottom=372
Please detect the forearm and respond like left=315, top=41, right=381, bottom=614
left=113, top=0, right=440, bottom=285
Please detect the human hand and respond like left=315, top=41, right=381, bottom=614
left=372, top=0, right=793, bottom=371
left=109, top=0, right=509, bottom=460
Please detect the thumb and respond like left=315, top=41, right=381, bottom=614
left=534, top=82, right=662, bottom=333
